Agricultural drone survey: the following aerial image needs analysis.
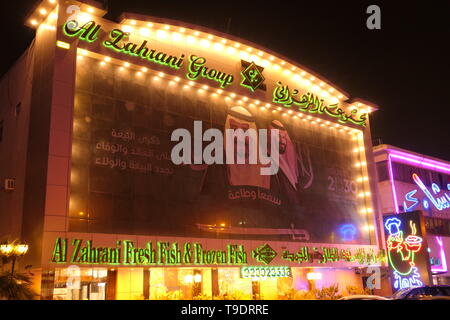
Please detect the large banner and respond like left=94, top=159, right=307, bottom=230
left=69, top=55, right=372, bottom=245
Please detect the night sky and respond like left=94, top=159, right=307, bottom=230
left=1, top=0, right=449, bottom=160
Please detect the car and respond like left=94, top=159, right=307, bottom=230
left=417, top=296, right=450, bottom=300
left=339, top=295, right=390, bottom=300
left=391, top=285, right=450, bottom=300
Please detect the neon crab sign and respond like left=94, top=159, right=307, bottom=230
left=384, top=217, right=424, bottom=290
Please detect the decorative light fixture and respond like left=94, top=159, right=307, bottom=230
left=0, top=240, right=29, bottom=274
left=194, top=274, right=202, bottom=283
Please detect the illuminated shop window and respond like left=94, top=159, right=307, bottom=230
left=53, top=267, right=108, bottom=300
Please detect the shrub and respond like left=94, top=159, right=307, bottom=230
left=213, top=290, right=252, bottom=300
left=314, top=284, right=342, bottom=300
left=193, top=293, right=212, bottom=300
left=279, top=288, right=316, bottom=300
left=346, top=285, right=372, bottom=296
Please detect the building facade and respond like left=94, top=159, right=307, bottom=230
left=374, top=144, right=450, bottom=287
left=0, top=0, right=387, bottom=299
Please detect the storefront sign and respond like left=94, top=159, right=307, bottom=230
left=383, top=211, right=432, bottom=291
left=273, top=82, right=367, bottom=127
left=240, top=266, right=291, bottom=279
left=62, top=21, right=368, bottom=127
left=52, top=238, right=247, bottom=266
left=50, top=238, right=384, bottom=268
left=63, top=21, right=234, bottom=88
left=187, top=55, right=234, bottom=88
left=281, top=246, right=384, bottom=265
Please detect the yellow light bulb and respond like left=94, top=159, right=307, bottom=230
left=156, top=30, right=167, bottom=39
left=140, top=28, right=150, bottom=37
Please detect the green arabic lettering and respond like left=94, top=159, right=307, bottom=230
left=273, top=82, right=293, bottom=106
left=293, top=93, right=310, bottom=111
left=348, top=111, right=367, bottom=127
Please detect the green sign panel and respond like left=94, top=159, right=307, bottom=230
left=52, top=238, right=247, bottom=266
left=51, top=238, right=385, bottom=267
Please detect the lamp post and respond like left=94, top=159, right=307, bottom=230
left=0, top=241, right=29, bottom=275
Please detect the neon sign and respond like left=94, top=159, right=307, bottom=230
left=383, top=212, right=432, bottom=291
left=339, top=224, right=357, bottom=242
left=412, top=173, right=450, bottom=211
left=281, top=246, right=385, bottom=265
left=64, top=21, right=185, bottom=70
left=272, top=82, right=367, bottom=127
left=63, top=20, right=100, bottom=43
left=186, top=55, right=234, bottom=88
left=51, top=238, right=248, bottom=266
left=51, top=238, right=384, bottom=268
left=403, top=190, right=419, bottom=212
left=402, top=173, right=450, bottom=213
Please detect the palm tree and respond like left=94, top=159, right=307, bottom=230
left=0, top=271, right=37, bottom=300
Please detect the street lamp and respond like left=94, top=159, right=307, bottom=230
left=0, top=241, right=29, bottom=274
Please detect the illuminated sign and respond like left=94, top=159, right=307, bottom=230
left=62, top=21, right=369, bottom=127
left=252, top=244, right=277, bottom=265
left=240, top=266, right=291, bottom=279
left=272, top=82, right=367, bottom=126
left=385, top=150, right=450, bottom=216
left=240, top=61, right=266, bottom=92
left=52, top=238, right=247, bottom=266
left=402, top=173, right=450, bottom=220
left=63, top=20, right=100, bottom=43
left=410, top=173, right=450, bottom=211
left=51, top=238, right=384, bottom=267
left=63, top=21, right=233, bottom=88
left=187, top=55, right=234, bottom=88
left=281, top=246, right=384, bottom=265
left=383, top=211, right=432, bottom=291
left=339, top=224, right=357, bottom=242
